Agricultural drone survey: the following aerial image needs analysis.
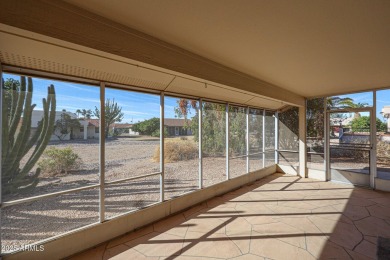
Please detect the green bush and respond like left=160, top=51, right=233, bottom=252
left=38, top=147, right=81, bottom=175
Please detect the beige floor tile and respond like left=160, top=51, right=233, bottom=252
left=244, top=215, right=279, bottom=225
left=182, top=232, right=242, bottom=259
left=103, top=244, right=130, bottom=260
left=308, top=215, right=343, bottom=234
left=235, top=204, right=276, bottom=216
left=364, top=235, right=378, bottom=245
left=184, top=216, right=228, bottom=234
left=332, top=204, right=370, bottom=221
left=228, top=254, right=265, bottom=259
left=124, top=232, right=161, bottom=248
left=311, top=205, right=353, bottom=224
left=109, top=248, right=159, bottom=260
left=265, top=204, right=312, bottom=215
left=107, top=225, right=154, bottom=249
left=308, top=216, right=362, bottom=249
left=160, top=256, right=222, bottom=260
left=69, top=243, right=107, bottom=260
left=352, top=189, right=385, bottom=199
left=327, top=221, right=363, bottom=249
left=69, top=174, right=390, bottom=260
left=303, top=196, right=348, bottom=207
left=344, top=197, right=377, bottom=207
left=277, top=217, right=322, bottom=233
left=277, top=200, right=318, bottom=210
left=316, top=240, right=351, bottom=259
left=369, top=196, right=390, bottom=206
left=251, top=223, right=306, bottom=249
left=345, top=249, right=373, bottom=260
left=226, top=229, right=251, bottom=254
left=225, top=217, right=252, bottom=234
left=154, top=213, right=188, bottom=238
left=355, top=216, right=390, bottom=237
left=305, top=235, right=330, bottom=258
left=367, top=204, right=390, bottom=221
left=354, top=240, right=377, bottom=259
left=182, top=202, right=207, bottom=219
left=250, top=237, right=314, bottom=260
left=131, top=232, right=184, bottom=257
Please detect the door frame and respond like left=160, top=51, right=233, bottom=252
left=325, top=107, right=376, bottom=188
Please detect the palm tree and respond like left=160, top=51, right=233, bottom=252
left=327, top=97, right=354, bottom=109
left=80, top=109, right=92, bottom=119
left=76, top=109, right=82, bottom=118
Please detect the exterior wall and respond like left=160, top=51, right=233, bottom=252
left=379, top=134, right=390, bottom=143
left=340, top=133, right=370, bottom=143
left=32, top=110, right=79, bottom=141
left=166, top=126, right=192, bottom=136
left=129, top=129, right=139, bottom=135
left=87, top=126, right=99, bottom=139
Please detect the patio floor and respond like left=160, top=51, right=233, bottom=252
left=68, top=173, right=390, bottom=260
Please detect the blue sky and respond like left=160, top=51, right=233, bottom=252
left=335, top=91, right=390, bottom=122
left=4, top=73, right=390, bottom=123
left=3, top=73, right=196, bottom=123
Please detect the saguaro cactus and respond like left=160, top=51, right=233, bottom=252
left=2, top=76, right=56, bottom=195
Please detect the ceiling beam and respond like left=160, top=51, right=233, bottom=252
left=0, top=0, right=304, bottom=106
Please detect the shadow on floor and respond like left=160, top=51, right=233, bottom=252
left=68, top=173, right=390, bottom=260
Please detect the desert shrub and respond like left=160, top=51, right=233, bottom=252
left=151, top=127, right=168, bottom=137
left=153, top=139, right=198, bottom=163
left=38, top=147, right=81, bottom=175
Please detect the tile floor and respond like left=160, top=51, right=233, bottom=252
left=69, top=173, right=390, bottom=260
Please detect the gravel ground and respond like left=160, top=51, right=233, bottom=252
left=2, top=137, right=254, bottom=251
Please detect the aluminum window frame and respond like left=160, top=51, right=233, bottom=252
left=0, top=65, right=280, bottom=255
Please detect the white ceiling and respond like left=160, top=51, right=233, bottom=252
left=64, top=0, right=390, bottom=97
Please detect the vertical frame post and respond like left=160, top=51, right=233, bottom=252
left=99, top=82, right=105, bottom=222
left=299, top=105, right=307, bottom=177
left=324, top=98, right=330, bottom=181
left=160, top=93, right=165, bottom=201
left=275, top=111, right=279, bottom=164
left=226, top=103, right=230, bottom=180
left=262, top=110, right=266, bottom=168
left=0, top=63, right=3, bottom=252
left=199, top=98, right=203, bottom=189
left=246, top=107, right=250, bottom=173
left=370, top=92, right=377, bottom=189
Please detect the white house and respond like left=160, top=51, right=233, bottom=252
left=31, top=110, right=99, bottom=140
left=381, top=106, right=390, bottom=132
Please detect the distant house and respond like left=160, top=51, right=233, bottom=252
left=78, top=119, right=100, bottom=139
left=31, top=110, right=100, bottom=140
left=112, top=123, right=139, bottom=135
left=164, top=118, right=192, bottom=136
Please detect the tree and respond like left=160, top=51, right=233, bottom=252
left=2, top=76, right=56, bottom=195
left=307, top=98, right=325, bottom=139
left=54, top=110, right=81, bottom=140
left=94, top=99, right=124, bottom=137
left=131, top=117, right=160, bottom=136
left=175, top=99, right=248, bottom=156
left=327, top=97, right=355, bottom=109
left=76, top=109, right=81, bottom=118
left=351, top=116, right=387, bottom=132
left=81, top=109, right=92, bottom=119
left=278, top=107, right=299, bottom=150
